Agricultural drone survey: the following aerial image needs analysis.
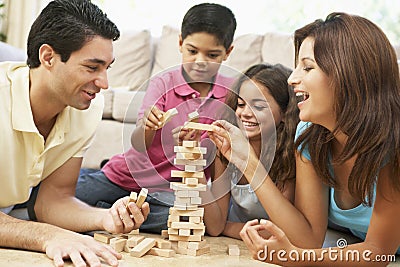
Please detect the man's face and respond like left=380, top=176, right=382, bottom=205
left=49, top=36, right=115, bottom=110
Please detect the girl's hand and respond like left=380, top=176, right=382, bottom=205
left=143, top=105, right=164, bottom=131
left=208, top=120, right=254, bottom=172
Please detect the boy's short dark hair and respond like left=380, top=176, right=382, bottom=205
left=181, top=3, right=236, bottom=50
left=27, top=0, right=120, bottom=68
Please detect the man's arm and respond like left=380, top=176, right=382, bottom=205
left=34, top=157, right=149, bottom=233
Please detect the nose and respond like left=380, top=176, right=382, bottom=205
left=287, top=67, right=300, bottom=86
left=241, top=104, right=254, bottom=117
left=195, top=53, right=207, bottom=66
left=95, top=70, right=109, bottom=90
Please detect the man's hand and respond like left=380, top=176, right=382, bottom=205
left=101, top=196, right=150, bottom=234
left=45, top=228, right=121, bottom=267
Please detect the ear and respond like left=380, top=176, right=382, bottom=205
left=38, top=44, right=56, bottom=68
left=223, top=45, right=234, bottom=61
left=178, top=34, right=183, bottom=53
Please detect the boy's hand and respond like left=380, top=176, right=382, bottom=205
left=172, top=126, right=201, bottom=146
left=143, top=106, right=163, bottom=131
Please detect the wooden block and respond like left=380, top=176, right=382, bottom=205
left=170, top=182, right=206, bottom=192
left=128, top=229, right=140, bottom=235
left=130, top=238, right=156, bottom=257
left=189, top=216, right=201, bottom=223
left=168, top=234, right=203, bottom=242
left=178, top=241, right=189, bottom=249
left=184, top=165, right=203, bottom=172
left=187, top=240, right=207, bottom=250
left=174, top=146, right=207, bottom=154
left=175, top=152, right=202, bottom=160
left=170, top=222, right=205, bottom=230
left=160, top=108, right=178, bottom=125
left=228, top=244, right=240, bottom=256
left=175, top=190, right=200, bottom=197
left=188, top=111, right=199, bottom=122
left=171, top=170, right=204, bottom=178
left=187, top=245, right=210, bottom=256
left=155, top=238, right=172, bottom=249
left=94, top=232, right=114, bottom=244
left=168, top=214, right=180, bottom=222
left=179, top=229, right=191, bottom=236
left=147, top=247, right=175, bottom=258
left=192, top=228, right=205, bottom=236
left=174, top=158, right=207, bottom=166
left=125, top=191, right=138, bottom=211
left=182, top=140, right=198, bottom=147
left=109, top=238, right=126, bottom=252
left=183, top=122, right=214, bottom=132
left=135, top=188, right=148, bottom=208
left=126, top=235, right=145, bottom=248
left=161, top=229, right=169, bottom=239
left=169, top=207, right=204, bottom=216
left=167, top=228, right=179, bottom=235
left=184, top=177, right=199, bottom=186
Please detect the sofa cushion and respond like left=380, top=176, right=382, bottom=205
left=223, top=34, right=263, bottom=75
left=112, top=90, right=146, bottom=123
left=108, top=30, right=152, bottom=91
left=150, top=25, right=181, bottom=77
left=0, top=41, right=26, bottom=62
left=261, top=32, right=295, bottom=69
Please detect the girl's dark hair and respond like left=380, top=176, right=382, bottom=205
left=27, top=0, right=120, bottom=68
left=224, top=63, right=299, bottom=189
left=294, top=12, right=400, bottom=206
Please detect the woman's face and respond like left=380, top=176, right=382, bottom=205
left=288, top=37, right=335, bottom=128
left=235, top=79, right=282, bottom=142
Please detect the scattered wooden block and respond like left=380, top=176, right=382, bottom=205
left=93, top=232, right=114, bottom=244
left=109, top=238, right=127, bottom=252
left=126, top=191, right=138, bottom=211
left=135, top=188, right=148, bottom=208
left=155, top=238, right=172, bottom=249
left=186, top=245, right=210, bottom=256
left=126, top=235, right=145, bottom=248
left=147, top=247, right=176, bottom=258
left=129, top=238, right=156, bottom=257
left=183, top=122, right=214, bottom=132
left=228, top=244, right=240, bottom=256
left=128, top=229, right=140, bottom=235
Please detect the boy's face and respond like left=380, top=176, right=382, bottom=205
left=179, top=32, right=232, bottom=82
left=47, top=36, right=115, bottom=110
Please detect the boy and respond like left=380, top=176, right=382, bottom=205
left=76, top=3, right=236, bottom=233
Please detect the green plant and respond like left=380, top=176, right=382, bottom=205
left=0, top=2, right=5, bottom=42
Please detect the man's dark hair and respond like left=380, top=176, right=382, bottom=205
left=181, top=3, right=236, bottom=50
left=27, top=0, right=120, bottom=68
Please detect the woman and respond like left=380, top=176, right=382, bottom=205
left=209, top=12, right=400, bottom=265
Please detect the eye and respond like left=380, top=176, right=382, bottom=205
left=302, top=66, right=313, bottom=72
left=86, top=65, right=98, bottom=71
left=208, top=53, right=219, bottom=59
left=254, top=105, right=268, bottom=111
left=188, top=49, right=197, bottom=55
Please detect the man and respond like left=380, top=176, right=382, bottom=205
left=0, top=1, right=149, bottom=266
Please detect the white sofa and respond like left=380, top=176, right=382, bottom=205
left=81, top=25, right=297, bottom=168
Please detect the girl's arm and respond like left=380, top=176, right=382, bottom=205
left=202, top=155, right=231, bottom=237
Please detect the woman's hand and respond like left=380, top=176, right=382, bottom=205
left=240, top=219, right=297, bottom=264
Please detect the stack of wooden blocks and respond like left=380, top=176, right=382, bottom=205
left=166, top=138, right=211, bottom=256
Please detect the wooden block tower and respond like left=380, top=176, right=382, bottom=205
left=167, top=137, right=211, bottom=256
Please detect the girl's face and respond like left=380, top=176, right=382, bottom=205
left=288, top=37, right=335, bottom=128
left=235, top=79, right=283, bottom=142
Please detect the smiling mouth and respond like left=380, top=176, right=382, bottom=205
left=295, top=92, right=309, bottom=103
left=84, top=90, right=96, bottom=97
left=242, top=121, right=259, bottom=127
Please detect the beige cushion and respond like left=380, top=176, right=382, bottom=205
left=108, top=30, right=152, bottom=90
left=223, top=34, right=263, bottom=75
left=151, top=25, right=181, bottom=77
left=261, top=32, right=295, bottom=69
left=112, top=90, right=146, bottom=123
left=100, top=89, right=114, bottom=119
